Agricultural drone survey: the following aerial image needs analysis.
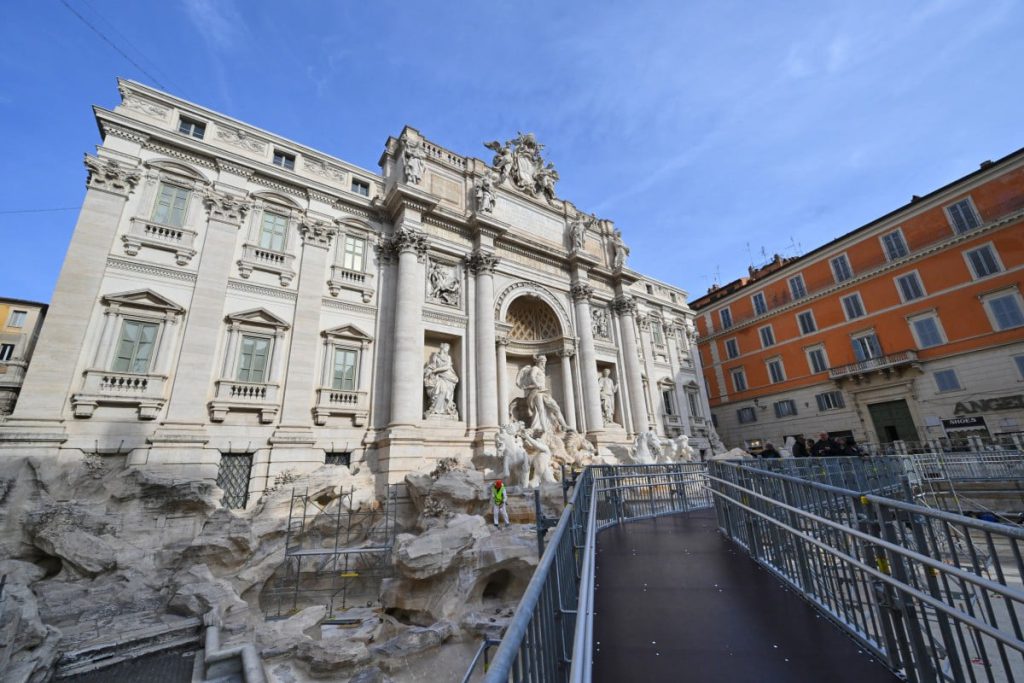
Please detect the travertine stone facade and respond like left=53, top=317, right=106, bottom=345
left=0, top=80, right=714, bottom=504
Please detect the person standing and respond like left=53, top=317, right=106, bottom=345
left=841, top=437, right=863, bottom=457
left=791, top=434, right=809, bottom=458
left=491, top=479, right=510, bottom=529
left=811, top=432, right=839, bottom=457
left=761, top=442, right=781, bottom=458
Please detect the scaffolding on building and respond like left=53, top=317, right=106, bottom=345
left=265, top=484, right=398, bottom=620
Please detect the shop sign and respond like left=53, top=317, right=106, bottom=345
left=953, top=394, right=1024, bottom=415
left=941, top=416, right=986, bottom=430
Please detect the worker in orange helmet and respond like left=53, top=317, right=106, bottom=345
left=491, top=479, right=510, bottom=529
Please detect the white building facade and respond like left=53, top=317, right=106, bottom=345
left=0, top=81, right=715, bottom=505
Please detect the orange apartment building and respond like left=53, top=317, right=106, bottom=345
left=691, top=146, right=1024, bottom=452
left=0, top=297, right=47, bottom=416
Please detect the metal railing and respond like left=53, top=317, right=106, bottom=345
left=470, top=463, right=711, bottom=683
left=708, top=459, right=1024, bottom=683
left=907, top=451, right=1024, bottom=484
left=744, top=455, right=910, bottom=498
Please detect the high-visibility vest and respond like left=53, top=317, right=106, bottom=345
left=492, top=484, right=505, bottom=505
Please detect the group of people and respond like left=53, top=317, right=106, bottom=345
left=758, top=431, right=865, bottom=458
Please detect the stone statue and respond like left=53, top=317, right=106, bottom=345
left=563, top=428, right=596, bottom=467
left=597, top=369, right=618, bottom=425
left=632, top=428, right=662, bottom=465
left=427, top=260, right=460, bottom=306
left=568, top=213, right=589, bottom=252
left=537, top=163, right=559, bottom=201
left=612, top=229, right=629, bottom=270
left=474, top=172, right=496, bottom=213
left=403, top=138, right=425, bottom=185
left=673, top=434, right=696, bottom=462
left=591, top=306, right=609, bottom=340
left=514, top=354, right=568, bottom=434
left=423, top=343, right=459, bottom=419
left=495, top=421, right=555, bottom=488
left=483, top=133, right=558, bottom=198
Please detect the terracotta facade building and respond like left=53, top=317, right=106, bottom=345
left=692, top=148, right=1024, bottom=452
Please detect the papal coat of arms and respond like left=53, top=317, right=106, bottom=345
left=484, top=133, right=559, bottom=201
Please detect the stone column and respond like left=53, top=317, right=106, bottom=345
left=387, top=226, right=428, bottom=428
left=496, top=336, right=509, bottom=426
left=571, top=283, right=604, bottom=435
left=8, top=156, right=140, bottom=426
left=275, top=218, right=335, bottom=430
left=559, top=349, right=578, bottom=431
left=636, top=314, right=661, bottom=433
left=613, top=295, right=649, bottom=434
left=466, top=249, right=500, bottom=433
left=160, top=189, right=252, bottom=426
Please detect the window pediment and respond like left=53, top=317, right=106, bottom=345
left=252, top=190, right=302, bottom=210
left=322, top=324, right=373, bottom=342
left=146, top=159, right=208, bottom=182
left=102, top=289, right=184, bottom=314
left=225, top=307, right=290, bottom=330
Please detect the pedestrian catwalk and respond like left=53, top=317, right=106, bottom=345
left=591, top=510, right=900, bottom=683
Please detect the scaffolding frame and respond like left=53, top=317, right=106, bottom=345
left=266, top=484, right=398, bottom=619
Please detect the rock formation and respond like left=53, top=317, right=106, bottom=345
left=0, top=452, right=555, bottom=681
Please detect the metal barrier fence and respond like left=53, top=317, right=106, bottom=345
left=744, top=456, right=910, bottom=498
left=906, top=451, right=1024, bottom=484
left=708, top=460, right=1024, bottom=683
left=470, top=463, right=710, bottom=683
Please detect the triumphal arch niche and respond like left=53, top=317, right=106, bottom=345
left=0, top=79, right=716, bottom=501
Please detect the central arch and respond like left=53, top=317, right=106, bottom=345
left=494, top=281, right=573, bottom=339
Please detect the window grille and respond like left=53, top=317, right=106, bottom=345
left=217, top=453, right=253, bottom=509
left=325, top=452, right=351, bottom=467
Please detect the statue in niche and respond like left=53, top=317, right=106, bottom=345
left=612, top=229, right=629, bottom=270
left=597, top=369, right=618, bottom=425
left=427, top=260, right=460, bottom=306
left=403, top=138, right=425, bottom=185
left=514, top=354, right=568, bottom=434
left=568, top=213, right=591, bottom=252
left=591, top=306, right=609, bottom=340
left=423, top=343, right=459, bottom=419
left=475, top=172, right=497, bottom=213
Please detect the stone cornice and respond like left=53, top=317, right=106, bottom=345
left=423, top=309, right=469, bottom=328
left=106, top=256, right=197, bottom=283
left=84, top=155, right=141, bottom=196
left=381, top=183, right=439, bottom=220
left=101, top=121, right=150, bottom=145
left=227, top=279, right=298, bottom=302
left=321, top=297, right=377, bottom=316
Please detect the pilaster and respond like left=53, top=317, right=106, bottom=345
left=613, top=294, right=649, bottom=434
left=571, top=281, right=604, bottom=436
left=466, top=249, right=500, bottom=437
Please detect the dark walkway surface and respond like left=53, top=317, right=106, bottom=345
left=592, top=510, right=899, bottom=683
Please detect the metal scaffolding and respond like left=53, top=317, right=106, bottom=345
left=266, top=484, right=398, bottom=619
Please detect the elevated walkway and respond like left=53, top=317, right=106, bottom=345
left=593, top=510, right=896, bottom=682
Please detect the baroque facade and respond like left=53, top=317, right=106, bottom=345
left=692, top=146, right=1024, bottom=452
left=0, top=80, right=715, bottom=505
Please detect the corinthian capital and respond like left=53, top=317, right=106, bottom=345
left=84, top=155, right=141, bottom=195
left=465, top=249, right=500, bottom=274
left=298, top=216, right=337, bottom=249
left=202, top=189, right=252, bottom=225
left=570, top=282, right=594, bottom=302
left=611, top=294, right=637, bottom=316
left=379, top=226, right=429, bottom=262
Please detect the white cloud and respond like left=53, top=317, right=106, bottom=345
left=182, top=0, right=246, bottom=51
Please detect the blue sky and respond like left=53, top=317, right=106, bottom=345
left=2, top=1, right=1022, bottom=303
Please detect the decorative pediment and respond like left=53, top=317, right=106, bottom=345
left=657, top=377, right=676, bottom=388
left=322, top=324, right=373, bottom=342
left=101, top=289, right=184, bottom=314
left=225, top=307, right=290, bottom=330
left=146, top=159, right=208, bottom=182
left=253, top=190, right=303, bottom=210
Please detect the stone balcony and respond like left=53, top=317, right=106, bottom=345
left=70, top=370, right=168, bottom=419
left=828, top=349, right=920, bottom=383
left=313, top=387, right=369, bottom=426
left=122, top=217, right=198, bottom=265
left=208, top=380, right=280, bottom=423
left=327, top=266, right=375, bottom=302
left=237, top=244, right=295, bottom=286
left=663, top=414, right=683, bottom=428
